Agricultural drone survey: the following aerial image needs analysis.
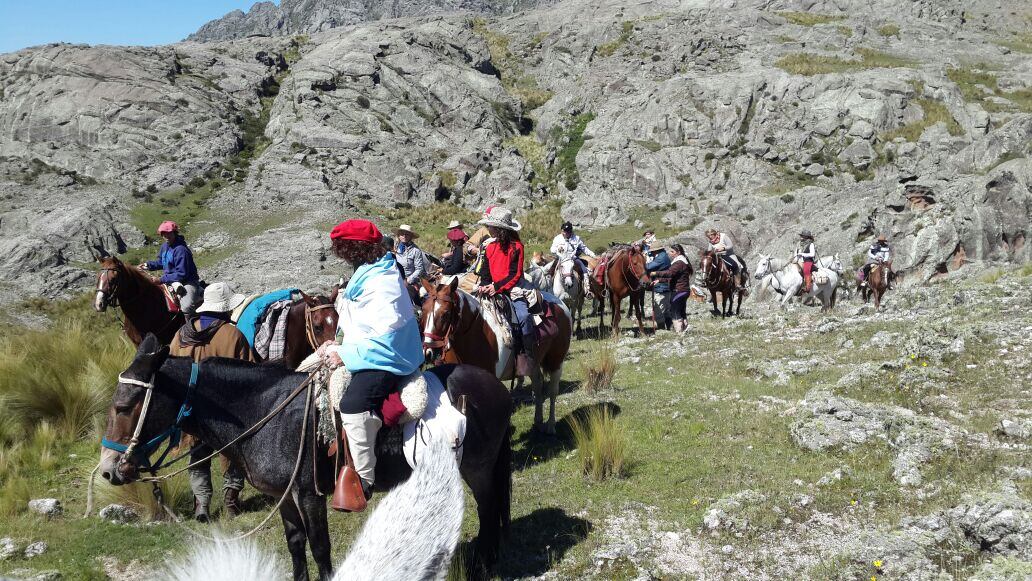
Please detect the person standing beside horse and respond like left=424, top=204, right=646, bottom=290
left=795, top=230, right=818, bottom=293
left=167, top=282, right=255, bottom=522
left=650, top=244, right=694, bottom=333
left=645, top=245, right=672, bottom=330
left=317, top=219, right=424, bottom=510
left=475, top=206, right=540, bottom=376
left=138, top=220, right=201, bottom=314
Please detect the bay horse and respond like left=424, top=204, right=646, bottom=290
left=94, top=256, right=184, bottom=345
left=860, top=261, right=890, bottom=308
left=699, top=250, right=744, bottom=317
left=420, top=277, right=572, bottom=434
left=588, top=246, right=650, bottom=337
left=281, top=292, right=338, bottom=369
left=100, top=334, right=512, bottom=580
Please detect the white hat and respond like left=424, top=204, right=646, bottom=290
left=477, top=206, right=522, bottom=231
left=196, top=282, right=246, bottom=314
left=396, top=224, right=419, bottom=239
left=446, top=220, right=463, bottom=229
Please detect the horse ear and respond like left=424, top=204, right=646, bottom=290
left=138, top=333, right=160, bottom=355
left=330, top=285, right=340, bottom=302
left=448, top=276, right=459, bottom=292
left=420, top=278, right=435, bottom=295
left=298, top=290, right=315, bottom=305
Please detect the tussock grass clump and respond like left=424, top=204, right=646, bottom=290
left=596, top=21, right=635, bottom=57
left=0, top=321, right=132, bottom=444
left=776, top=11, right=845, bottom=26
left=1018, top=263, right=1032, bottom=277
left=881, top=98, right=964, bottom=142
left=95, top=471, right=194, bottom=521
left=569, top=406, right=627, bottom=480
left=980, top=268, right=1004, bottom=284
left=777, top=48, right=915, bottom=76
left=877, top=23, right=900, bottom=37
left=578, top=343, right=618, bottom=394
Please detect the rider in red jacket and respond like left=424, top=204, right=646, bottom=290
left=474, top=206, right=536, bottom=375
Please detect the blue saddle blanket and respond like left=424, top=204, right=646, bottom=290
left=237, top=289, right=298, bottom=347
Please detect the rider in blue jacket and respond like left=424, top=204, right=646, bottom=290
left=139, top=220, right=201, bottom=313
left=645, top=246, right=672, bottom=330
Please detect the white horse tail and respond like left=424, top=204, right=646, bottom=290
left=159, top=534, right=288, bottom=581
left=335, top=435, right=465, bottom=581
left=162, top=437, right=464, bottom=581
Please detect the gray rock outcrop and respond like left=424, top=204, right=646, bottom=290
left=26, top=498, right=62, bottom=518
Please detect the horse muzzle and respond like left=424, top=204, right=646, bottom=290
left=94, top=291, right=107, bottom=312
left=99, top=449, right=137, bottom=485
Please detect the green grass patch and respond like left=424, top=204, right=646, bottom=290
left=877, top=23, right=900, bottom=37
left=947, top=67, right=1032, bottom=114
left=836, top=25, right=853, bottom=38
left=777, top=48, right=915, bottom=76
left=577, top=206, right=679, bottom=253
left=881, top=98, right=963, bottom=142
left=556, top=113, right=595, bottom=191
left=776, top=11, right=846, bottom=26
left=596, top=21, right=635, bottom=58
left=997, top=32, right=1032, bottom=54
left=570, top=406, right=628, bottom=480
left=472, top=18, right=552, bottom=112
left=356, top=201, right=480, bottom=255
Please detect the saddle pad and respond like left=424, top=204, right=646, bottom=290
left=161, top=285, right=181, bottom=313
left=230, top=293, right=261, bottom=323
left=237, top=288, right=298, bottom=347
left=403, top=371, right=467, bottom=469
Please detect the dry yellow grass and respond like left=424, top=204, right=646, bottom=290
left=569, top=405, right=627, bottom=480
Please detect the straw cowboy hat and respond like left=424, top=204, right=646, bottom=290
left=395, top=224, right=419, bottom=239
left=196, top=282, right=246, bottom=314
left=446, top=220, right=464, bottom=230
left=877, top=234, right=888, bottom=242
left=477, top=206, right=522, bottom=231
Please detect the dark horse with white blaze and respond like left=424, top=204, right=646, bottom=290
left=100, top=334, right=513, bottom=581
left=699, top=250, right=744, bottom=317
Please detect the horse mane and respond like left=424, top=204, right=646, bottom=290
left=103, top=255, right=162, bottom=293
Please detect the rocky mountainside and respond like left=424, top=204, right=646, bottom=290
left=0, top=0, right=1030, bottom=302
left=188, top=0, right=553, bottom=42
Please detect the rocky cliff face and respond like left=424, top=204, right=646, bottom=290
left=0, top=0, right=1029, bottom=301
left=188, top=0, right=554, bottom=42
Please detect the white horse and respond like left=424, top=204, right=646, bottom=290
left=548, top=257, right=585, bottom=334
left=754, top=254, right=842, bottom=311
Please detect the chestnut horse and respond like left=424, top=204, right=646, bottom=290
left=860, top=262, right=890, bottom=308
left=699, top=251, right=744, bottom=317
left=420, top=277, right=572, bottom=434
left=588, top=246, right=650, bottom=337
left=94, top=256, right=185, bottom=345
left=281, top=292, right=338, bottom=369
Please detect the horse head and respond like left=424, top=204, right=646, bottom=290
left=626, top=247, right=650, bottom=286
left=699, top=251, right=717, bottom=285
left=95, top=256, right=128, bottom=312
left=754, top=254, right=771, bottom=278
left=829, top=254, right=843, bottom=274
left=420, top=277, right=461, bottom=365
left=299, top=291, right=337, bottom=349
left=100, top=334, right=176, bottom=485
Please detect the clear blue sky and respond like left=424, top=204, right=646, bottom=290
left=0, top=1, right=271, bottom=54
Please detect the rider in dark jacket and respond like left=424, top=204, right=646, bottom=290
left=645, top=247, right=672, bottom=329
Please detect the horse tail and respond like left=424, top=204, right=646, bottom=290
left=336, top=436, right=465, bottom=580
left=159, top=534, right=288, bottom=580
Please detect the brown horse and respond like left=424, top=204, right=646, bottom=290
left=281, top=292, right=338, bottom=369
left=860, top=262, right=890, bottom=308
left=699, top=251, right=744, bottom=317
left=420, top=277, right=572, bottom=434
left=588, top=246, right=650, bottom=337
left=94, top=256, right=185, bottom=345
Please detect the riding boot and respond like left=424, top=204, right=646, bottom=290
left=223, top=488, right=241, bottom=518
left=193, top=497, right=210, bottom=523
left=517, top=332, right=538, bottom=377
left=333, top=412, right=381, bottom=512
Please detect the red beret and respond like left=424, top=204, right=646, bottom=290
left=330, top=219, right=383, bottom=244
left=446, top=228, right=468, bottom=242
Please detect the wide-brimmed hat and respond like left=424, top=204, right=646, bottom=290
left=446, top=220, right=463, bottom=230
left=196, top=282, right=246, bottom=314
left=877, top=234, right=888, bottom=242
left=395, top=224, right=419, bottom=239
left=478, top=206, right=522, bottom=231
left=799, top=229, right=813, bottom=239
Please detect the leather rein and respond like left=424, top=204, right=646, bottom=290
left=303, top=302, right=336, bottom=350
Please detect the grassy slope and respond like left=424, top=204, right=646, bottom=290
left=2, top=265, right=1029, bottom=577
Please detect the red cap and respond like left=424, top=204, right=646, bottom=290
left=447, top=228, right=468, bottom=242
left=330, top=219, right=383, bottom=244
left=157, top=220, right=179, bottom=234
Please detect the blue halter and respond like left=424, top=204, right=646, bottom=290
left=101, top=362, right=199, bottom=473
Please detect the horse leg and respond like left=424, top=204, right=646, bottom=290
left=544, top=365, right=562, bottom=435
left=736, top=287, right=743, bottom=316
left=280, top=499, right=311, bottom=581
left=299, top=491, right=333, bottom=580
left=610, top=294, right=622, bottom=338
left=634, top=292, right=645, bottom=335
left=710, top=291, right=719, bottom=316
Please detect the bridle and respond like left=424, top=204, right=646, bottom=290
left=423, top=295, right=458, bottom=365
left=97, top=266, right=127, bottom=309
left=101, top=363, right=199, bottom=474
left=304, top=302, right=336, bottom=350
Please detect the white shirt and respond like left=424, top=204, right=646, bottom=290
left=796, top=241, right=816, bottom=260
left=550, top=233, right=595, bottom=261
left=707, top=232, right=734, bottom=255
left=868, top=244, right=891, bottom=262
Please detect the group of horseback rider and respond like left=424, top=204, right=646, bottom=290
left=136, top=204, right=896, bottom=518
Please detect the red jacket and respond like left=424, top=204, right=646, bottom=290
left=478, top=239, right=524, bottom=293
